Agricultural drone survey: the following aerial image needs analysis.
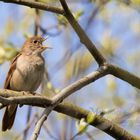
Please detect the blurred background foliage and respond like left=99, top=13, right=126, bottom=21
left=0, top=0, right=140, bottom=140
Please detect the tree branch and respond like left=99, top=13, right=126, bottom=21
left=58, top=0, right=140, bottom=90
left=31, top=106, right=54, bottom=140
left=0, top=0, right=64, bottom=14
left=109, top=64, right=140, bottom=89
left=52, top=66, right=109, bottom=104
left=0, top=91, right=139, bottom=140
left=59, top=0, right=106, bottom=66
left=31, top=67, right=109, bottom=140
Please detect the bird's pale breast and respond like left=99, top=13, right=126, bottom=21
left=10, top=54, right=45, bottom=91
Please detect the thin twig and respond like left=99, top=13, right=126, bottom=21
left=31, top=106, right=54, bottom=140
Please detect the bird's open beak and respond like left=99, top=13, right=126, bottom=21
left=41, top=46, right=52, bottom=52
left=41, top=37, right=52, bottom=52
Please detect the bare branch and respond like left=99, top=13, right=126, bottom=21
left=0, top=91, right=139, bottom=140
left=0, top=0, right=64, bottom=14
left=31, top=106, right=53, bottom=140
left=30, top=62, right=140, bottom=139
left=0, top=89, right=52, bottom=106
left=109, top=64, right=140, bottom=89
left=57, top=0, right=140, bottom=90
left=59, top=0, right=106, bottom=66
left=31, top=67, right=109, bottom=140
left=52, top=66, right=109, bottom=104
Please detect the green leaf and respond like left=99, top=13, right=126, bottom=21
left=87, top=112, right=96, bottom=123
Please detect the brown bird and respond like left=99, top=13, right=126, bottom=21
left=2, top=36, right=48, bottom=131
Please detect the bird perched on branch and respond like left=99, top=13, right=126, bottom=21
left=2, top=36, right=48, bottom=131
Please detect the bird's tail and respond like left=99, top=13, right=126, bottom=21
left=2, top=105, right=17, bottom=131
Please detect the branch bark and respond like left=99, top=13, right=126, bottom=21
left=59, top=0, right=106, bottom=66
left=109, top=64, right=140, bottom=89
left=52, top=66, right=108, bottom=104
left=31, top=67, right=109, bottom=140
left=0, top=0, right=64, bottom=14
left=31, top=106, right=54, bottom=140
left=0, top=90, right=139, bottom=140
left=58, top=0, right=140, bottom=90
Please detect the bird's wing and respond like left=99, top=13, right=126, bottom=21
left=4, top=53, right=21, bottom=89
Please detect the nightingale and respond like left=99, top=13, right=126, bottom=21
left=2, top=36, right=48, bottom=131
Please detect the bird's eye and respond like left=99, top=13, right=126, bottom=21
left=33, top=40, right=38, bottom=44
